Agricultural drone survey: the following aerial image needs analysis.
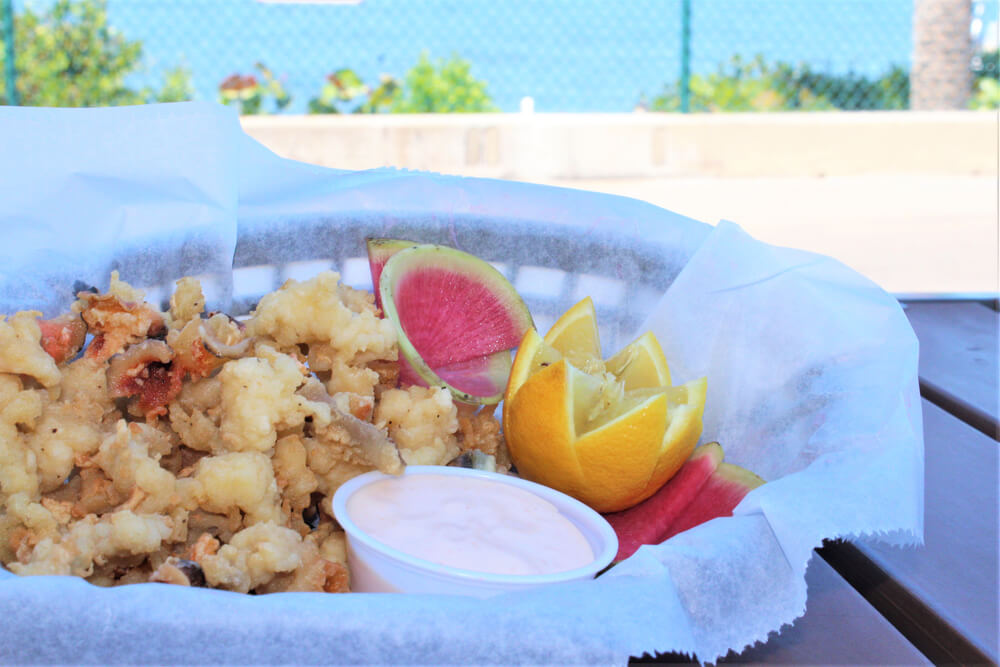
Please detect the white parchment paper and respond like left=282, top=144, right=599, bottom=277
left=0, top=103, right=241, bottom=317
left=0, top=102, right=923, bottom=665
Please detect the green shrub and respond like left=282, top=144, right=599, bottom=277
left=307, top=68, right=399, bottom=114
left=307, top=53, right=496, bottom=114
left=970, top=49, right=999, bottom=109
left=972, top=49, right=999, bottom=80
left=218, top=62, right=291, bottom=115
left=651, top=54, right=908, bottom=112
left=970, top=77, right=1000, bottom=109
left=794, top=65, right=909, bottom=110
left=154, top=64, right=195, bottom=104
left=390, top=52, right=496, bottom=113
left=652, top=55, right=834, bottom=112
left=0, top=0, right=190, bottom=106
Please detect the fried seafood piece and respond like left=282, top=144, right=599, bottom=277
left=0, top=311, right=62, bottom=388
left=197, top=521, right=306, bottom=593
left=168, top=277, right=205, bottom=326
left=166, top=313, right=249, bottom=380
left=88, top=552, right=154, bottom=587
left=184, top=531, right=219, bottom=563
left=29, top=356, right=117, bottom=492
left=105, top=314, right=249, bottom=426
left=255, top=533, right=349, bottom=594
left=88, top=420, right=177, bottom=515
left=165, top=319, right=220, bottom=381
left=272, top=434, right=319, bottom=535
left=303, top=434, right=374, bottom=500
left=106, top=340, right=184, bottom=420
left=368, top=358, right=400, bottom=401
left=186, top=451, right=284, bottom=525
left=70, top=467, right=126, bottom=518
left=299, top=394, right=406, bottom=503
left=149, top=556, right=206, bottom=587
left=307, top=344, right=385, bottom=402
left=306, top=452, right=375, bottom=504
left=0, top=374, right=44, bottom=501
left=40, top=469, right=82, bottom=504
left=218, top=344, right=332, bottom=453
left=0, top=492, right=62, bottom=564
left=317, top=526, right=348, bottom=566
left=74, top=272, right=166, bottom=363
left=37, top=313, right=87, bottom=364
left=297, top=382, right=411, bottom=503
left=331, top=391, right=375, bottom=423
left=107, top=304, right=248, bottom=422
left=180, top=512, right=242, bottom=552
left=246, top=272, right=397, bottom=399
left=168, top=375, right=224, bottom=454
left=105, top=274, right=248, bottom=420
left=455, top=402, right=511, bottom=472
left=6, top=508, right=172, bottom=578
left=299, top=377, right=404, bottom=475
left=374, top=385, right=460, bottom=466
left=157, top=443, right=205, bottom=478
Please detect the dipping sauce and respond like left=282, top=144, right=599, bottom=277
left=345, top=473, right=594, bottom=576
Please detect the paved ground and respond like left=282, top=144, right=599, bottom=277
left=538, top=173, right=998, bottom=298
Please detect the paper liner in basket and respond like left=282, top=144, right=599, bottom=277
left=0, top=103, right=922, bottom=665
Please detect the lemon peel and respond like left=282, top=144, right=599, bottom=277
left=503, top=299, right=706, bottom=512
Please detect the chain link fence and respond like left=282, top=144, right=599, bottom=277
left=1, top=0, right=997, bottom=112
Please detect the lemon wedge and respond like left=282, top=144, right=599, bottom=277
left=503, top=298, right=706, bottom=512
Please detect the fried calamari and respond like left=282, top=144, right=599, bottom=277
left=0, top=270, right=504, bottom=594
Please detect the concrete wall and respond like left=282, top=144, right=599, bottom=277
left=241, top=111, right=997, bottom=180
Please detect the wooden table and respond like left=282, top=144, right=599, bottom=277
left=635, top=299, right=999, bottom=665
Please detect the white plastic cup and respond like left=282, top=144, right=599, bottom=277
left=331, top=465, right=618, bottom=598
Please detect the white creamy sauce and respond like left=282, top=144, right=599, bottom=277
left=346, top=474, right=594, bottom=576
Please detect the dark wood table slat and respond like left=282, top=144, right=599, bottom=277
left=819, top=541, right=996, bottom=667
left=903, top=301, right=1000, bottom=439
left=720, top=555, right=930, bottom=665
left=845, top=399, right=999, bottom=664
left=633, top=555, right=930, bottom=665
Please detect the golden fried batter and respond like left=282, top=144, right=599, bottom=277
left=0, top=271, right=507, bottom=594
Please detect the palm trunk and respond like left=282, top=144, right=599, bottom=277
left=911, top=0, right=974, bottom=109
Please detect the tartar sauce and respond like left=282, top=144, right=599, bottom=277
left=346, top=473, right=594, bottom=576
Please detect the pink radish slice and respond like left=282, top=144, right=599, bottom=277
left=391, top=264, right=528, bottom=367
left=398, top=349, right=512, bottom=397
left=376, top=242, right=534, bottom=405
left=366, top=238, right=418, bottom=310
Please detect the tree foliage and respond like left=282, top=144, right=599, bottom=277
left=390, top=53, right=496, bottom=113
left=970, top=49, right=999, bottom=109
left=307, top=68, right=399, bottom=114
left=651, top=54, right=908, bottom=112
left=0, top=0, right=190, bottom=106
left=304, top=53, right=496, bottom=115
left=218, top=62, right=291, bottom=115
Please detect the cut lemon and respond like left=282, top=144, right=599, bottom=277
left=543, top=296, right=604, bottom=374
left=606, top=330, right=671, bottom=390
left=503, top=327, right=561, bottom=438
left=503, top=298, right=707, bottom=513
left=505, top=328, right=559, bottom=405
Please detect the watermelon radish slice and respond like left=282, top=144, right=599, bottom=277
left=374, top=241, right=534, bottom=405
left=396, top=347, right=514, bottom=401
left=366, top=238, right=418, bottom=310
left=604, top=442, right=724, bottom=562
left=658, top=461, right=765, bottom=542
